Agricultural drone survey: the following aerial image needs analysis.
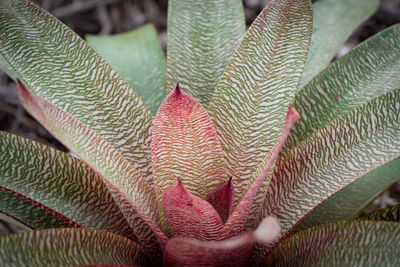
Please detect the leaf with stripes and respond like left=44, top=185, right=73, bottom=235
left=358, top=204, right=400, bottom=222
left=166, top=0, right=245, bottom=106
left=294, top=157, right=400, bottom=233
left=0, top=228, right=149, bottom=266
left=16, top=83, right=168, bottom=256
left=86, top=24, right=166, bottom=114
left=262, top=89, right=400, bottom=242
left=207, top=0, right=312, bottom=220
left=0, top=0, right=154, bottom=182
left=263, top=221, right=400, bottom=266
left=299, top=0, right=379, bottom=89
left=286, top=24, right=400, bottom=151
left=0, top=131, right=135, bottom=238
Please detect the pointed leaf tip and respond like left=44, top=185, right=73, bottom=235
left=207, top=177, right=235, bottom=223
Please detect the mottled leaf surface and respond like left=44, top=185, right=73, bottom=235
left=208, top=0, right=312, bottom=213
left=295, top=157, right=400, bottom=233
left=287, top=25, right=400, bottom=151
left=264, top=221, right=400, bottom=266
left=0, top=0, right=154, bottom=182
left=0, top=131, right=136, bottom=238
left=166, top=0, right=245, bottom=106
left=0, top=228, right=149, bottom=266
left=359, top=204, right=400, bottom=222
left=86, top=24, right=166, bottom=114
left=299, top=0, right=379, bottom=88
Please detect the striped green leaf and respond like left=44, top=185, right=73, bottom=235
left=287, top=25, right=400, bottom=151
left=294, top=157, right=400, bottom=233
left=0, top=131, right=135, bottom=238
left=0, top=228, right=149, bottom=266
left=0, top=0, right=154, bottom=182
left=359, top=204, right=400, bottom=222
left=16, top=83, right=167, bottom=255
left=86, top=24, right=166, bottom=114
left=264, top=221, right=400, bottom=266
left=208, top=0, right=312, bottom=218
left=166, top=0, right=246, bottom=106
left=262, top=89, right=400, bottom=239
left=299, top=0, right=379, bottom=89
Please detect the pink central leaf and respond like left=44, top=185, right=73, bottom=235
left=206, top=177, right=235, bottom=223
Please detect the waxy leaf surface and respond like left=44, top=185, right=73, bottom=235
left=0, top=131, right=134, bottom=238
left=166, top=0, right=245, bottom=106
left=0, top=228, right=148, bottom=266
left=86, top=24, right=166, bottom=114
left=299, top=0, right=379, bottom=88
left=0, top=0, right=155, bottom=182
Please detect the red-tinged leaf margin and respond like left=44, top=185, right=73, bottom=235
left=16, top=82, right=168, bottom=255
left=162, top=180, right=223, bottom=241
left=219, top=107, right=300, bottom=239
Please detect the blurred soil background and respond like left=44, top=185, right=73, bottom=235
left=0, top=0, right=400, bottom=234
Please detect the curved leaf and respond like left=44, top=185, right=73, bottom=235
left=359, top=204, right=400, bottom=222
left=263, top=221, right=400, bottom=266
left=166, top=0, right=245, bottom=106
left=86, top=24, right=166, bottom=114
left=299, top=0, right=379, bottom=88
left=294, top=157, right=400, bottom=232
left=0, top=212, right=31, bottom=231
left=0, top=131, right=135, bottom=238
left=0, top=228, right=149, bottom=266
left=208, top=0, right=312, bottom=225
left=263, top=89, right=400, bottom=239
left=287, top=25, right=400, bottom=151
left=0, top=0, right=154, bottom=182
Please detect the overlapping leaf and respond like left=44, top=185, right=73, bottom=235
left=295, top=157, right=400, bottom=232
left=263, top=221, right=400, bottom=266
left=208, top=0, right=312, bottom=223
left=299, top=0, right=379, bottom=88
left=0, top=131, right=134, bottom=238
left=86, top=24, right=166, bottom=114
left=0, top=0, right=154, bottom=182
left=287, top=25, right=400, bottom=151
left=166, top=0, right=245, bottom=106
left=0, top=228, right=149, bottom=266
left=359, top=204, right=400, bottom=222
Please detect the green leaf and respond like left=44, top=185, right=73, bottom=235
left=208, top=0, right=312, bottom=222
left=287, top=25, right=400, bottom=151
left=0, top=212, right=31, bottom=231
left=299, top=0, right=379, bottom=88
left=86, top=24, right=166, bottom=114
left=294, top=157, right=400, bottom=233
left=359, top=204, right=400, bottom=222
left=0, top=228, right=149, bottom=266
left=166, top=0, right=245, bottom=106
left=0, top=131, right=135, bottom=238
left=264, top=221, right=400, bottom=266
left=263, top=89, right=400, bottom=238
left=0, top=0, right=154, bottom=182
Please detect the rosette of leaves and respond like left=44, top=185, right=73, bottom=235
left=0, top=0, right=399, bottom=266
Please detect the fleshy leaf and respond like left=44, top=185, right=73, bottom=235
left=86, top=24, right=166, bottom=114
left=0, top=228, right=149, bottom=266
left=219, top=107, right=299, bottom=239
left=164, top=217, right=280, bottom=267
left=17, top=83, right=167, bottom=256
left=151, top=86, right=228, bottom=207
left=294, top=157, right=400, bottom=233
left=208, top=0, right=312, bottom=211
left=162, top=180, right=223, bottom=241
left=287, top=24, right=400, bottom=151
left=263, top=221, right=400, bottom=266
left=299, top=0, right=379, bottom=88
left=0, top=131, right=136, bottom=238
left=206, top=178, right=235, bottom=223
left=0, top=0, right=154, bottom=182
left=358, top=204, right=400, bottom=222
left=166, top=0, right=245, bottom=106
left=262, top=89, right=400, bottom=242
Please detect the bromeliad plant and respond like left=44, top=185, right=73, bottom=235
left=0, top=0, right=399, bottom=265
